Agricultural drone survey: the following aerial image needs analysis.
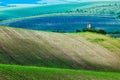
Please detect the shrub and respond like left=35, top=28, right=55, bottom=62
left=76, top=29, right=81, bottom=32
left=83, top=25, right=97, bottom=32
left=83, top=28, right=88, bottom=32
left=97, top=29, right=107, bottom=34
left=82, top=27, right=106, bottom=35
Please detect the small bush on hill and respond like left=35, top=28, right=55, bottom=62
left=97, top=29, right=107, bottom=34
left=76, top=29, right=81, bottom=32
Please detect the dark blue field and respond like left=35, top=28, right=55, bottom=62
left=1, top=16, right=120, bottom=32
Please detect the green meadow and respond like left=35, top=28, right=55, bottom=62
left=0, top=64, right=120, bottom=80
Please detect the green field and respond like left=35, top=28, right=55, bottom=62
left=0, top=26, right=120, bottom=72
left=0, top=64, right=120, bottom=80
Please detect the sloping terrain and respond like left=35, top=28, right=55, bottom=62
left=0, top=64, right=120, bottom=80
left=0, top=1, right=120, bottom=79
left=79, top=32, right=120, bottom=55
left=0, top=26, right=120, bottom=72
left=0, top=1, right=120, bottom=21
left=0, top=2, right=94, bottom=20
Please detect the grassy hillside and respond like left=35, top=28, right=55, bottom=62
left=0, top=1, right=120, bottom=21
left=0, top=26, right=120, bottom=72
left=79, top=32, right=120, bottom=55
left=0, top=64, right=120, bottom=80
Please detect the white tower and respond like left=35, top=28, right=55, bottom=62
left=87, top=23, right=92, bottom=29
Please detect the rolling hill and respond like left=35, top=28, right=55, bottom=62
left=0, top=2, right=94, bottom=20
left=0, top=26, right=120, bottom=72
left=0, top=1, right=120, bottom=21
left=0, top=64, right=120, bottom=80
left=1, top=1, right=120, bottom=79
